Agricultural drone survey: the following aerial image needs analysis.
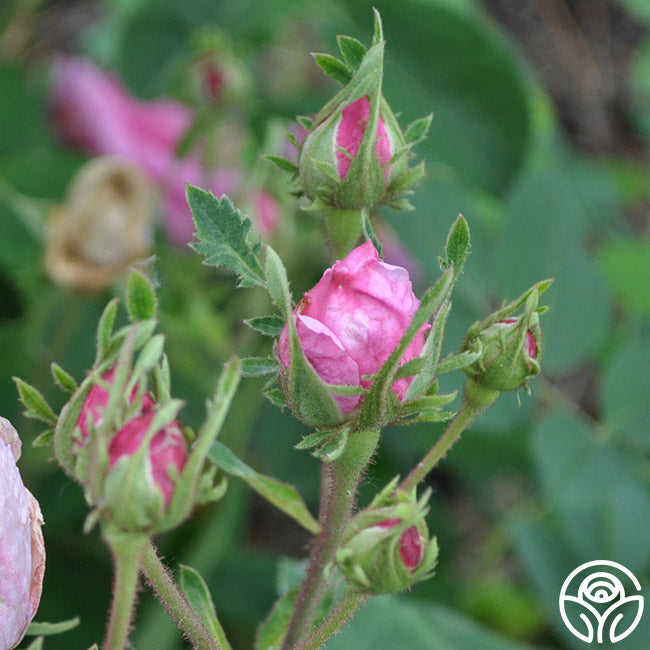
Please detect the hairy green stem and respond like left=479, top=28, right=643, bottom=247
left=103, top=531, right=147, bottom=650
left=400, top=379, right=499, bottom=492
left=296, top=592, right=366, bottom=650
left=323, top=207, right=363, bottom=261
left=282, top=428, right=380, bottom=649
left=141, top=543, right=221, bottom=650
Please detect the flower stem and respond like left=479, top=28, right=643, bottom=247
left=400, top=380, right=499, bottom=492
left=323, top=206, right=363, bottom=261
left=282, top=428, right=380, bottom=649
left=103, top=530, right=147, bottom=650
left=296, top=592, right=366, bottom=650
left=141, top=542, right=222, bottom=650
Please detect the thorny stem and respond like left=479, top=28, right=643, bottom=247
left=282, top=428, right=380, bottom=649
left=400, top=379, right=499, bottom=492
left=141, top=542, right=222, bottom=650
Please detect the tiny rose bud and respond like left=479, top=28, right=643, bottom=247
left=0, top=418, right=45, bottom=650
left=336, top=485, right=437, bottom=594
left=76, top=367, right=154, bottom=447
left=104, top=412, right=188, bottom=531
left=278, top=240, right=428, bottom=416
left=462, top=315, right=542, bottom=393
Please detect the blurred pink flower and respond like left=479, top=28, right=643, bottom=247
left=0, top=418, right=45, bottom=650
left=278, top=240, right=428, bottom=413
left=108, top=413, right=188, bottom=507
left=51, top=57, right=241, bottom=245
left=252, top=190, right=280, bottom=236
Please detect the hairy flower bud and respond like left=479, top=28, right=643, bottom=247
left=462, top=315, right=542, bottom=393
left=103, top=412, right=188, bottom=531
left=0, top=418, right=45, bottom=650
left=336, top=482, right=437, bottom=594
left=278, top=241, right=428, bottom=416
left=76, top=367, right=154, bottom=447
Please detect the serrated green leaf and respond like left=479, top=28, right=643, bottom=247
left=245, top=315, right=286, bottom=337
left=179, top=565, right=230, bottom=647
left=209, top=441, right=320, bottom=535
left=405, top=114, right=433, bottom=144
left=264, top=154, right=299, bottom=175
left=188, top=187, right=265, bottom=288
left=95, top=298, right=119, bottom=365
left=51, top=363, right=77, bottom=393
left=337, top=35, right=367, bottom=71
left=255, top=586, right=299, bottom=650
left=26, top=617, right=80, bottom=636
left=241, top=357, right=279, bottom=377
left=444, top=214, right=470, bottom=275
left=126, top=270, right=157, bottom=322
left=13, top=378, right=58, bottom=426
left=313, top=53, right=352, bottom=84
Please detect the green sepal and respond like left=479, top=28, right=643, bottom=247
left=264, top=154, right=298, bottom=175
left=126, top=270, right=157, bottom=322
left=51, top=362, right=78, bottom=394
left=441, top=214, right=471, bottom=277
left=188, top=187, right=265, bottom=289
left=209, top=440, right=320, bottom=535
left=13, top=377, right=58, bottom=426
left=241, top=357, right=279, bottom=377
left=361, top=208, right=383, bottom=257
left=405, top=114, right=433, bottom=145
left=161, top=356, right=241, bottom=532
left=295, top=426, right=350, bottom=462
left=313, top=52, right=352, bottom=84
left=337, top=35, right=367, bottom=71
left=296, top=115, right=313, bottom=130
left=436, top=349, right=483, bottom=374
left=395, top=356, right=426, bottom=380
left=265, top=245, right=343, bottom=428
left=264, top=387, right=287, bottom=410
left=244, top=315, right=285, bottom=337
left=32, top=429, right=54, bottom=447
left=95, top=298, right=119, bottom=365
left=359, top=268, right=454, bottom=429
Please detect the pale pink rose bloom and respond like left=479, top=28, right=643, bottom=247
left=0, top=418, right=45, bottom=650
left=108, top=413, right=188, bottom=507
left=51, top=57, right=192, bottom=183
left=336, top=96, right=392, bottom=179
left=278, top=240, right=428, bottom=413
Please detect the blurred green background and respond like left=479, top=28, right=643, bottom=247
left=1, top=0, right=650, bottom=648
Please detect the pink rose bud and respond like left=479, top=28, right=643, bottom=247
left=278, top=241, right=428, bottom=414
left=376, top=519, right=424, bottom=569
left=336, top=96, right=392, bottom=179
left=0, top=418, right=45, bottom=650
left=76, top=367, right=154, bottom=446
left=108, top=412, right=188, bottom=508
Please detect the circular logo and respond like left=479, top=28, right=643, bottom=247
left=559, top=560, right=644, bottom=644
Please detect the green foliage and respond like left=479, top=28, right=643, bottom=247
left=126, top=271, right=158, bottom=322
left=188, top=187, right=265, bottom=288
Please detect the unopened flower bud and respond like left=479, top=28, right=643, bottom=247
left=462, top=315, right=542, bottom=393
left=336, top=484, right=437, bottom=594
left=103, top=412, right=188, bottom=531
left=0, top=418, right=45, bottom=650
left=76, top=367, right=154, bottom=447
